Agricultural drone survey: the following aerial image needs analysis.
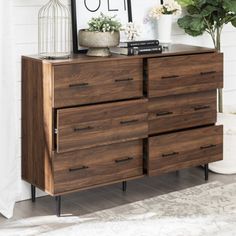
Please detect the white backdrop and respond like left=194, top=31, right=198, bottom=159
left=0, top=1, right=20, bottom=218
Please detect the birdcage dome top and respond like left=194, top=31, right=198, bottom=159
left=39, top=0, right=69, bottom=18
left=38, top=0, right=71, bottom=59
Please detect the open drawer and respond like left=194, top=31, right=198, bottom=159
left=56, top=99, right=148, bottom=153
left=147, top=125, right=223, bottom=176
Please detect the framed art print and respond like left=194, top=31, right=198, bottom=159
left=71, top=0, right=132, bottom=53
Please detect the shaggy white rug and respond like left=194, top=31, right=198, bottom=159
left=1, top=181, right=236, bottom=236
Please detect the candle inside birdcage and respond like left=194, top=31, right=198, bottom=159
left=38, top=0, right=71, bottom=59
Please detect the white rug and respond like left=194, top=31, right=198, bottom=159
left=1, top=181, right=236, bottom=236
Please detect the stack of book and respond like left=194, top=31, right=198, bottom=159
left=110, top=40, right=162, bottom=56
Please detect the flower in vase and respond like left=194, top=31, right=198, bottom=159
left=149, top=0, right=182, bottom=20
left=123, top=22, right=141, bottom=41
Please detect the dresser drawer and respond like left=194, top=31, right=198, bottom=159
left=148, top=91, right=217, bottom=134
left=148, top=53, right=223, bottom=98
left=53, top=59, right=143, bottom=107
left=56, top=99, right=148, bottom=153
left=53, top=140, right=143, bottom=193
left=148, top=126, right=223, bottom=176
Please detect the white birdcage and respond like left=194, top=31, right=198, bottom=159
left=38, top=0, right=71, bottom=59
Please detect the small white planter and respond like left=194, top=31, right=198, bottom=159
left=157, top=15, right=172, bottom=46
left=209, top=112, right=236, bottom=174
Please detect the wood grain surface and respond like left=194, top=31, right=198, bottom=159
left=23, top=44, right=216, bottom=66
left=148, top=91, right=217, bottom=134
left=148, top=126, right=223, bottom=176
left=22, top=45, right=223, bottom=196
left=53, top=59, right=143, bottom=107
left=54, top=140, right=143, bottom=194
left=22, top=57, right=54, bottom=193
left=57, top=99, right=148, bottom=152
left=148, top=53, right=223, bottom=98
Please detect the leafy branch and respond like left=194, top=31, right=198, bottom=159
left=87, top=13, right=122, bottom=33
left=177, top=0, right=236, bottom=51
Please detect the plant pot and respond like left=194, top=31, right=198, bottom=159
left=157, top=15, right=172, bottom=47
left=209, top=112, right=236, bottom=174
left=79, top=30, right=120, bottom=57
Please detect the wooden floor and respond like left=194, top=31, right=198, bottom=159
left=1, top=167, right=236, bottom=224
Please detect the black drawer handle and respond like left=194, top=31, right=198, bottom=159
left=69, top=83, right=89, bottom=88
left=200, top=71, right=216, bottom=76
left=156, top=111, right=173, bottom=117
left=194, top=105, right=210, bottom=111
left=200, top=144, right=217, bottom=150
left=115, top=78, right=134, bottom=82
left=115, top=157, right=134, bottom=163
left=162, top=152, right=179, bottom=158
left=74, top=126, right=93, bottom=132
left=69, top=166, right=89, bottom=172
left=120, top=119, right=139, bottom=125
left=161, top=75, right=180, bottom=80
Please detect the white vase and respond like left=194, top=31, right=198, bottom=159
left=157, top=15, right=172, bottom=46
left=209, top=112, right=236, bottom=174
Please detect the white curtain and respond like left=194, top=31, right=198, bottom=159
left=0, top=1, right=20, bottom=218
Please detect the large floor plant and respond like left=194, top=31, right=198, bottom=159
left=177, top=0, right=236, bottom=112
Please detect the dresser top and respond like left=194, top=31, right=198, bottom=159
left=23, top=44, right=216, bottom=66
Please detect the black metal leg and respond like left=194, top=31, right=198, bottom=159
left=204, top=164, right=209, bottom=181
left=55, top=196, right=61, bottom=217
left=122, top=181, right=127, bottom=192
left=31, top=185, right=36, bottom=202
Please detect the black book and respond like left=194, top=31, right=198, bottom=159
left=119, top=40, right=160, bottom=48
left=110, top=45, right=162, bottom=56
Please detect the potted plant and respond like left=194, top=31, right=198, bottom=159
left=177, top=0, right=236, bottom=112
left=149, top=0, right=182, bottom=46
left=177, top=0, right=236, bottom=174
left=79, top=13, right=122, bottom=57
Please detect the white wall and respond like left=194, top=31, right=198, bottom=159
left=12, top=0, right=236, bottom=201
left=13, top=0, right=70, bottom=201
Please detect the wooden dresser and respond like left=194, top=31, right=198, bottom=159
left=22, top=44, right=223, bottom=216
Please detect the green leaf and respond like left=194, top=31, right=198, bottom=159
left=176, top=0, right=194, bottom=7
left=205, top=0, right=220, bottom=7
left=232, top=18, right=236, bottom=27
left=178, top=16, right=193, bottom=29
left=185, top=28, right=204, bottom=36
left=177, top=15, right=206, bottom=36
left=223, top=0, right=236, bottom=13
left=194, top=0, right=207, bottom=8
left=187, top=5, right=199, bottom=14
left=189, top=16, right=206, bottom=31
left=201, top=5, right=218, bottom=17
